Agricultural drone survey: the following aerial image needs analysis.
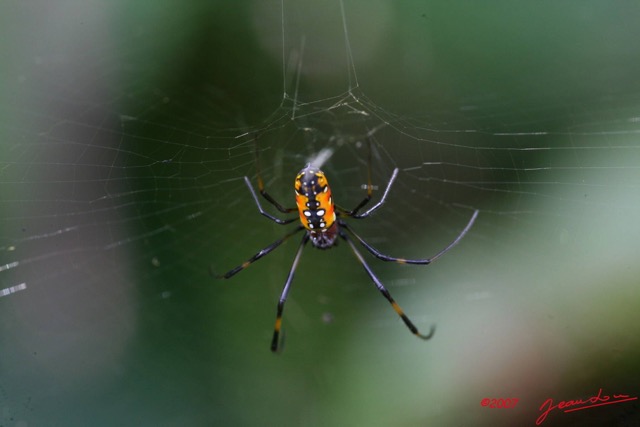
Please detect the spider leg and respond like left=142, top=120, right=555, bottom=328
left=340, top=231, right=435, bottom=340
left=336, top=137, right=375, bottom=217
left=346, top=168, right=399, bottom=219
left=271, top=233, right=310, bottom=353
left=255, top=176, right=298, bottom=214
left=244, top=176, right=298, bottom=225
left=253, top=137, right=297, bottom=214
left=212, top=226, right=305, bottom=279
left=341, top=209, right=479, bottom=264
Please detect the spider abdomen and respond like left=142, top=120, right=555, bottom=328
left=294, top=165, right=338, bottom=248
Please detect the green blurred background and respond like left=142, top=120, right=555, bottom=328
left=1, top=1, right=639, bottom=426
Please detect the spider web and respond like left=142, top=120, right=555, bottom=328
left=2, top=1, right=640, bottom=426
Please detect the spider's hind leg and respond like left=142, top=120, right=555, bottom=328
left=340, top=231, right=436, bottom=340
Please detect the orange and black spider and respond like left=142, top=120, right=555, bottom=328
left=215, top=140, right=478, bottom=352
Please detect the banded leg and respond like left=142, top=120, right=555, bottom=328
left=336, top=137, right=375, bottom=216
left=244, top=176, right=297, bottom=225
left=347, top=168, right=399, bottom=219
left=271, top=233, right=310, bottom=352
left=341, top=209, right=479, bottom=264
left=253, top=138, right=297, bottom=214
left=213, top=226, right=304, bottom=279
left=341, top=232, right=435, bottom=340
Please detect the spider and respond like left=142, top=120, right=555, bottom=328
left=215, top=140, right=479, bottom=352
